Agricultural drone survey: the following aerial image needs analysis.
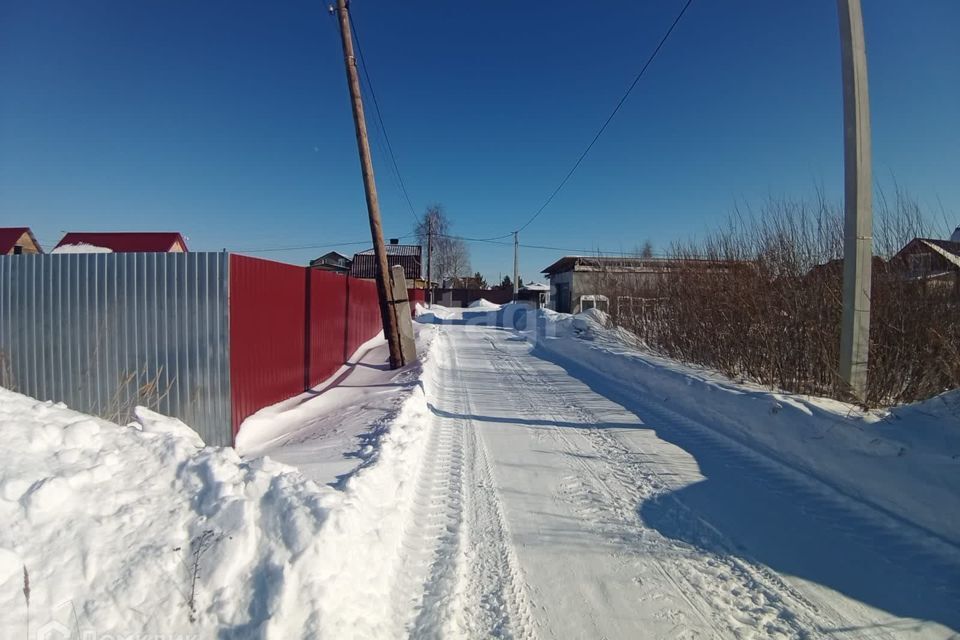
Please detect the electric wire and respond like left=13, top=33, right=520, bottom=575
left=513, top=0, right=695, bottom=234
left=348, top=10, right=421, bottom=224
left=234, top=233, right=417, bottom=254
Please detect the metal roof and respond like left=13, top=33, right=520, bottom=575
left=355, top=244, right=422, bottom=257
left=350, top=248, right=422, bottom=281
left=55, top=232, right=188, bottom=253
left=541, top=255, right=740, bottom=276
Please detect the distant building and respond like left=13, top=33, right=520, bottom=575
left=351, top=240, right=423, bottom=285
left=891, top=233, right=960, bottom=297
left=442, top=275, right=484, bottom=289
left=519, top=282, right=551, bottom=308
left=309, top=251, right=352, bottom=274
left=542, top=255, right=735, bottom=314
left=0, top=227, right=42, bottom=255
left=436, top=288, right=512, bottom=308
left=54, top=232, right=188, bottom=253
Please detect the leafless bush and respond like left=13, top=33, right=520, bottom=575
left=603, top=189, right=958, bottom=406
left=104, top=365, right=176, bottom=424
left=0, top=350, right=14, bottom=390
left=176, top=529, right=225, bottom=624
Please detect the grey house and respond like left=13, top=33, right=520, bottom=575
left=541, top=256, right=668, bottom=314
left=542, top=255, right=736, bottom=314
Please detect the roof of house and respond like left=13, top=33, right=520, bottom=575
left=319, top=251, right=351, bottom=261
left=54, top=232, right=188, bottom=253
left=350, top=245, right=422, bottom=280
left=918, top=239, right=960, bottom=269
left=355, top=244, right=422, bottom=257
left=894, top=238, right=960, bottom=270
left=541, top=255, right=730, bottom=275
left=0, top=227, right=42, bottom=254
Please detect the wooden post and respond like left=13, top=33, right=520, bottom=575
left=334, top=0, right=404, bottom=368
left=837, top=0, right=872, bottom=401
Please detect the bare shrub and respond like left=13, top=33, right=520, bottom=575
left=0, top=350, right=14, bottom=390
left=104, top=365, right=176, bottom=424
left=603, top=190, right=958, bottom=407
left=174, top=529, right=225, bottom=624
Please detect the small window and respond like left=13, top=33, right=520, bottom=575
left=909, top=253, right=931, bottom=273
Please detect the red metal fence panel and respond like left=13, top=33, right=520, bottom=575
left=346, top=277, right=381, bottom=359
left=229, top=255, right=308, bottom=436
left=230, top=254, right=425, bottom=438
left=307, top=269, right=349, bottom=387
left=408, top=288, right=426, bottom=308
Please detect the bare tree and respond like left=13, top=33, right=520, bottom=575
left=415, top=204, right=471, bottom=282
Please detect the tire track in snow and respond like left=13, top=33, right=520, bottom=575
left=404, top=330, right=537, bottom=639
left=485, top=337, right=728, bottom=639
left=485, top=329, right=883, bottom=640
left=534, top=338, right=960, bottom=637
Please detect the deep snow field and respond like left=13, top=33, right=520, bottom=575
left=1, top=304, right=958, bottom=639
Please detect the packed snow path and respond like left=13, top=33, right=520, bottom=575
left=410, top=322, right=960, bottom=639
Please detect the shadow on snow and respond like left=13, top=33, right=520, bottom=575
left=526, top=344, right=960, bottom=635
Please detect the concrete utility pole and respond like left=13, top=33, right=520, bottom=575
left=837, top=0, right=873, bottom=400
left=513, top=231, right=519, bottom=301
left=334, top=0, right=404, bottom=368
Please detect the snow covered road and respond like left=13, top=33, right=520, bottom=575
left=6, top=314, right=956, bottom=638
left=410, top=321, right=960, bottom=639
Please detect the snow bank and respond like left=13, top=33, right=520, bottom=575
left=50, top=243, right=113, bottom=254
left=467, top=298, right=501, bottom=309
left=236, top=329, right=434, bottom=487
left=242, top=323, right=443, bottom=636
left=0, top=386, right=338, bottom=637
left=0, top=325, right=446, bottom=638
left=415, top=302, right=458, bottom=324
left=512, top=309, right=960, bottom=546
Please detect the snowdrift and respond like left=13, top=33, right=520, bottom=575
left=0, top=325, right=445, bottom=638
left=0, top=387, right=339, bottom=637
left=466, top=298, right=501, bottom=309
left=506, top=307, right=960, bottom=546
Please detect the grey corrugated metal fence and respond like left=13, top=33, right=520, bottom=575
left=0, top=252, right=232, bottom=445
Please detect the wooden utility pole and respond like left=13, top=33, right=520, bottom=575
left=837, top=0, right=872, bottom=400
left=513, top=231, right=519, bottom=302
left=334, top=0, right=404, bottom=368
left=426, top=214, right=433, bottom=306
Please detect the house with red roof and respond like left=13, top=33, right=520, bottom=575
left=0, top=227, right=43, bottom=255
left=53, top=232, right=188, bottom=253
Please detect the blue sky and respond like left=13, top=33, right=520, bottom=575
left=1, top=1, right=957, bottom=282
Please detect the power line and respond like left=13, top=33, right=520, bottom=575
left=514, top=0, right=695, bottom=234
left=234, top=233, right=417, bottom=254
left=234, top=240, right=370, bottom=253
left=433, top=232, right=670, bottom=257
left=348, top=10, right=420, bottom=224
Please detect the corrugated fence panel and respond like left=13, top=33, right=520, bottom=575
left=229, top=259, right=411, bottom=435
left=346, top=277, right=381, bottom=358
left=308, top=270, right=349, bottom=387
left=408, top=288, right=426, bottom=310
left=228, top=254, right=309, bottom=437
left=0, top=253, right=232, bottom=445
